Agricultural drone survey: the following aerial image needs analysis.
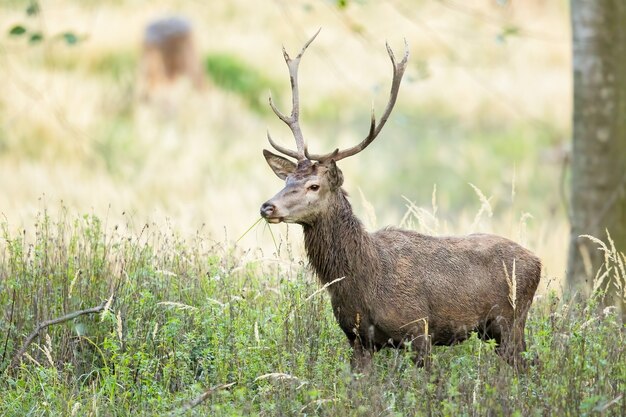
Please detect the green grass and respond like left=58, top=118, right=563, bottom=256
left=341, top=109, right=561, bottom=221
left=88, top=50, right=137, bottom=80
left=0, top=3, right=602, bottom=413
left=0, top=213, right=624, bottom=416
left=204, top=53, right=278, bottom=113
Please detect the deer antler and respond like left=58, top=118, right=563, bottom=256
left=306, top=40, right=409, bottom=162
left=267, top=29, right=321, bottom=161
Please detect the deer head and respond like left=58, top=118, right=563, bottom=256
left=260, top=31, right=409, bottom=225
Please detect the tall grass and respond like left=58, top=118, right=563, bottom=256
left=1, top=213, right=624, bottom=416
left=2, top=2, right=616, bottom=414
left=582, top=231, right=626, bottom=307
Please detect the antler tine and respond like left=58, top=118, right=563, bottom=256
left=266, top=28, right=321, bottom=161
left=267, top=131, right=301, bottom=160
left=307, top=39, right=409, bottom=162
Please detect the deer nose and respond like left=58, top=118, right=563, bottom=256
left=260, top=202, right=275, bottom=218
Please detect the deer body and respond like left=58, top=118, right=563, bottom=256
left=260, top=32, right=541, bottom=370
left=301, top=183, right=540, bottom=368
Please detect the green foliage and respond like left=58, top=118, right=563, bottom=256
left=6, top=1, right=83, bottom=46
left=8, top=25, right=27, bottom=36
left=7, top=23, right=82, bottom=46
left=204, top=53, right=277, bottom=113
left=60, top=32, right=79, bottom=45
left=496, top=25, right=521, bottom=43
left=25, top=1, right=39, bottom=16
left=0, top=213, right=624, bottom=416
left=92, top=118, right=139, bottom=177
left=28, top=31, right=42, bottom=44
left=343, top=109, right=558, bottom=219
left=89, top=50, right=137, bottom=78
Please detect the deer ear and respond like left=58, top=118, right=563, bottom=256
left=263, top=149, right=296, bottom=180
left=327, top=159, right=344, bottom=190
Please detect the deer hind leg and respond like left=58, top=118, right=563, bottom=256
left=409, top=332, right=432, bottom=368
left=349, top=336, right=373, bottom=372
left=495, top=319, right=529, bottom=371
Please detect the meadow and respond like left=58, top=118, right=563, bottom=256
left=0, top=213, right=624, bottom=416
left=1, top=0, right=624, bottom=415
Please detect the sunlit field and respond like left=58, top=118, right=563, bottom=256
left=4, top=2, right=621, bottom=417
left=1, top=0, right=570, bottom=268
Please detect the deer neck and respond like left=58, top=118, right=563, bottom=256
left=303, top=191, right=375, bottom=286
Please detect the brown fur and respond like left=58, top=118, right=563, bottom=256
left=262, top=158, right=541, bottom=370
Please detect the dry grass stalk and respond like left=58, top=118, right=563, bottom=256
left=592, top=266, right=612, bottom=295
left=168, top=382, right=236, bottom=416
left=606, top=232, right=626, bottom=296
left=579, top=234, right=610, bottom=264
left=116, top=311, right=123, bottom=345
left=23, top=353, right=41, bottom=367
left=399, top=316, right=429, bottom=332
left=304, top=276, right=346, bottom=302
left=431, top=184, right=439, bottom=218
left=582, top=231, right=626, bottom=301
left=68, top=269, right=81, bottom=299
left=400, top=196, right=438, bottom=234
left=43, top=334, right=55, bottom=367
left=503, top=259, right=517, bottom=311
left=155, top=269, right=177, bottom=277
left=157, top=301, right=198, bottom=311
left=152, top=322, right=159, bottom=339
left=70, top=402, right=82, bottom=417
left=358, top=188, right=378, bottom=230
left=469, top=183, right=493, bottom=231
left=593, top=394, right=623, bottom=413
left=519, top=212, right=533, bottom=245
left=255, top=372, right=300, bottom=382
left=100, top=292, right=115, bottom=322
left=300, top=398, right=338, bottom=413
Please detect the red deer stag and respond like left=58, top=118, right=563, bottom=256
left=260, top=31, right=541, bottom=371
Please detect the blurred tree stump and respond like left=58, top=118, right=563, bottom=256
left=139, top=16, right=204, bottom=98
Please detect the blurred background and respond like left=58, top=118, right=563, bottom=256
left=0, top=0, right=570, bottom=287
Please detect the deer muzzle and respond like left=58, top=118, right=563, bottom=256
left=260, top=201, right=283, bottom=223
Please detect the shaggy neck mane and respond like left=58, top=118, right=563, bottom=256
left=303, top=191, right=377, bottom=286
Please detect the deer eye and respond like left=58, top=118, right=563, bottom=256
left=308, top=184, right=320, bottom=191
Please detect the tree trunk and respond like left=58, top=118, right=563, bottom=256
left=567, top=1, right=626, bottom=306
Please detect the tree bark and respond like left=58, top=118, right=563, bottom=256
left=567, top=0, right=626, bottom=305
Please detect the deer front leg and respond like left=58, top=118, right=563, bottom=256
left=349, top=336, right=372, bottom=372
left=409, top=330, right=432, bottom=368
